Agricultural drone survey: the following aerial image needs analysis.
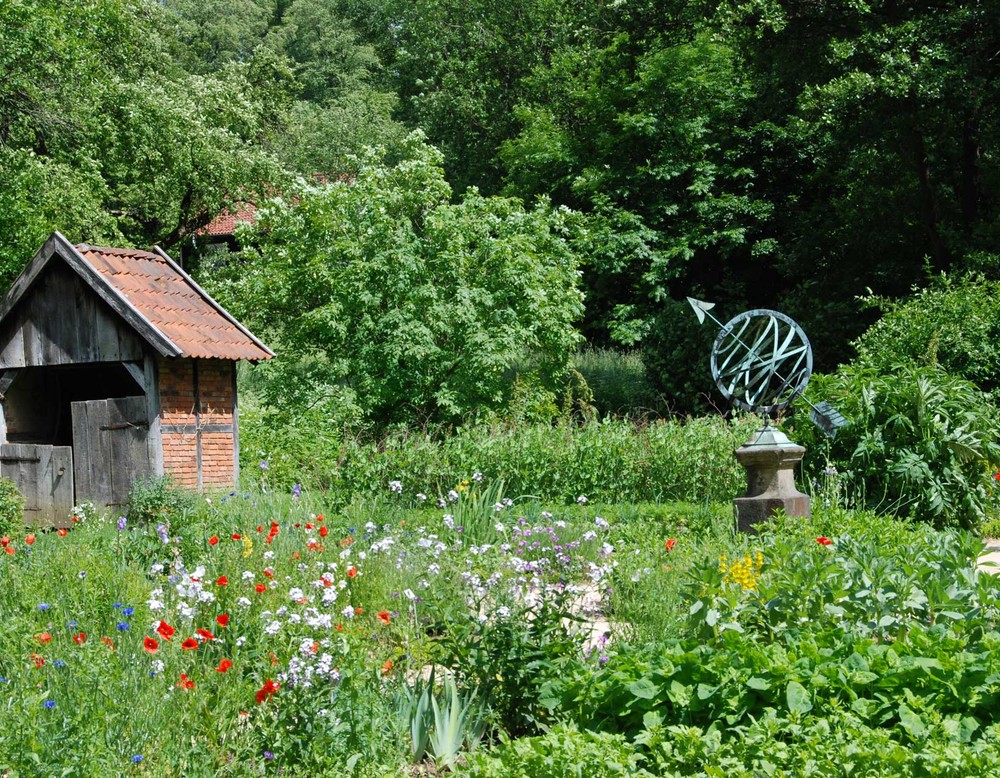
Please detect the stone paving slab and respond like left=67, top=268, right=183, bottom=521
left=979, top=540, right=1000, bottom=571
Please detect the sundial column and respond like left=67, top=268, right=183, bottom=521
left=732, top=427, right=811, bottom=532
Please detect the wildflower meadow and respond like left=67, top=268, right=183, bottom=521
left=2, top=473, right=1000, bottom=776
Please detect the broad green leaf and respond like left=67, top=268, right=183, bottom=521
left=786, top=681, right=813, bottom=715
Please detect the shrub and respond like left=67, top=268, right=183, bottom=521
left=125, top=475, right=195, bottom=527
left=0, top=476, right=25, bottom=535
left=791, top=365, right=1000, bottom=529
left=853, top=274, right=1000, bottom=395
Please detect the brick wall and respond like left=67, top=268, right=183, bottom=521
left=158, top=358, right=235, bottom=488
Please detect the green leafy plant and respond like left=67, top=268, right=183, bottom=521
left=854, top=274, right=1000, bottom=396
left=428, top=673, right=488, bottom=769
left=0, top=476, right=25, bottom=536
left=793, top=365, right=1000, bottom=529
left=125, top=475, right=194, bottom=527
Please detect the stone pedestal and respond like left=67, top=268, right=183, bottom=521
left=733, top=427, right=810, bottom=533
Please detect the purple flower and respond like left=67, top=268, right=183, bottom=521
left=264, top=751, right=275, bottom=760
left=292, top=483, right=301, bottom=499
left=117, top=516, right=128, bottom=531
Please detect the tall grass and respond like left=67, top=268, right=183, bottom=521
left=243, top=414, right=761, bottom=506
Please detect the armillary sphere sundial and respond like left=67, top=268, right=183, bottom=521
left=687, top=297, right=846, bottom=436
left=687, top=296, right=848, bottom=531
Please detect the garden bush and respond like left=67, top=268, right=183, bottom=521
left=853, top=274, right=1000, bottom=395
left=791, top=365, right=1000, bottom=529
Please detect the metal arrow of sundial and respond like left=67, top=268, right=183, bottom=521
left=687, top=297, right=847, bottom=438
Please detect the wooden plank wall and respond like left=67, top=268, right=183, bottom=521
left=71, top=396, right=153, bottom=510
left=0, top=263, right=145, bottom=369
left=0, top=443, right=74, bottom=528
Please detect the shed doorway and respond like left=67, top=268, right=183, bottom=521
left=1, top=364, right=154, bottom=518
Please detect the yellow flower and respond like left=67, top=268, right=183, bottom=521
left=242, top=536, right=254, bottom=558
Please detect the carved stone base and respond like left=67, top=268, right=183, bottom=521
left=733, top=428, right=811, bottom=533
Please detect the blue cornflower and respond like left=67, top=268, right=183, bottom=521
left=113, top=602, right=122, bottom=610
left=43, top=700, right=56, bottom=709
left=67, top=620, right=78, bottom=628
left=117, top=622, right=130, bottom=632
left=0, top=676, right=7, bottom=683
left=53, top=660, right=66, bottom=668
left=37, top=603, right=50, bottom=611
left=131, top=755, right=143, bottom=764
left=122, top=607, right=134, bottom=617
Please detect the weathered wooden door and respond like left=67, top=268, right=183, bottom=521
left=71, top=396, right=154, bottom=511
left=0, top=444, right=74, bottom=528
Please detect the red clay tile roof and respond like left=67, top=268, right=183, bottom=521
left=198, top=203, right=257, bottom=237
left=74, top=243, right=273, bottom=361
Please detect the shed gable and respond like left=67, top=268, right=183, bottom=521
left=0, top=262, right=147, bottom=368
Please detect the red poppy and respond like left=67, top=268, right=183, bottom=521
left=181, top=637, right=198, bottom=650
left=995, top=471, right=1000, bottom=481
left=309, top=641, right=319, bottom=654
left=178, top=673, right=195, bottom=690
left=37, top=632, right=52, bottom=644
left=156, top=621, right=176, bottom=641
left=665, top=538, right=677, bottom=552
left=215, top=658, right=233, bottom=673
left=255, top=679, right=280, bottom=703
left=816, top=537, right=832, bottom=546
left=256, top=525, right=264, bottom=533
left=56, top=528, right=67, bottom=537
left=354, top=607, right=363, bottom=615
left=231, top=533, right=241, bottom=540
left=101, top=636, right=115, bottom=650
left=381, top=660, right=394, bottom=675
left=347, top=566, right=357, bottom=578
left=3, top=546, right=12, bottom=555
left=208, top=536, right=219, bottom=546
left=216, top=576, right=228, bottom=587
left=0, top=536, right=9, bottom=547
left=336, top=624, right=343, bottom=631
left=71, top=515, right=80, bottom=522
left=305, top=522, right=314, bottom=530
left=196, top=628, right=216, bottom=641
left=143, top=636, right=159, bottom=654
left=263, top=568, right=274, bottom=579
left=316, top=514, right=325, bottom=522
left=72, top=632, right=86, bottom=645
left=293, top=522, right=301, bottom=528
left=255, top=583, right=267, bottom=594
left=216, top=613, right=230, bottom=628
left=291, top=551, right=301, bottom=560
left=24, top=534, right=35, bottom=545
left=31, top=653, right=45, bottom=668
left=319, top=525, right=329, bottom=538
left=377, top=610, right=391, bottom=625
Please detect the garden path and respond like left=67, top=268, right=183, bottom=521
left=978, top=540, right=1000, bottom=571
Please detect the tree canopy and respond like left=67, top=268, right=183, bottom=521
left=1, top=0, right=997, bottom=416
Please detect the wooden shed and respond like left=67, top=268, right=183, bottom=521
left=0, top=231, right=273, bottom=526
